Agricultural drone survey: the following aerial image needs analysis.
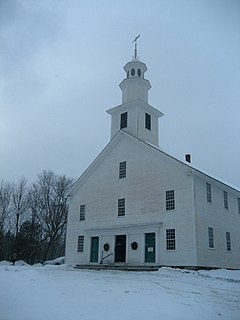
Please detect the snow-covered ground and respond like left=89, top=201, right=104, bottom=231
left=0, top=262, right=240, bottom=320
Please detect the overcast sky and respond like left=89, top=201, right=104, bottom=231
left=1, top=0, right=240, bottom=188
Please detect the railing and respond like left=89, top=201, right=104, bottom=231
left=100, top=251, right=113, bottom=264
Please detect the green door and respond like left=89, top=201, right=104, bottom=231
left=145, top=233, right=155, bottom=263
left=90, top=237, right=99, bottom=263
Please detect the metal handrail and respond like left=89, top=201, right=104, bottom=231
left=100, top=251, right=113, bottom=264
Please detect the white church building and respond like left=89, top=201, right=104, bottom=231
left=65, top=48, right=240, bottom=270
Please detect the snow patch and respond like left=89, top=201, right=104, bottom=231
left=0, top=260, right=12, bottom=266
left=0, top=265, right=239, bottom=320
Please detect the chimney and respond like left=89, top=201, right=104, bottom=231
left=185, top=154, right=191, bottom=163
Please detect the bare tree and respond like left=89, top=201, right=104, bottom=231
left=28, top=184, right=40, bottom=225
left=11, top=177, right=28, bottom=237
left=25, top=185, right=43, bottom=263
left=0, top=181, right=12, bottom=233
left=34, top=170, right=72, bottom=262
left=0, top=181, right=12, bottom=259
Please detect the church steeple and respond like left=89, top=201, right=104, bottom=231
left=106, top=41, right=163, bottom=147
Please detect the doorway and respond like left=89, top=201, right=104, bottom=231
left=145, top=233, right=155, bottom=263
left=115, top=235, right=126, bottom=262
left=90, top=237, right=99, bottom=263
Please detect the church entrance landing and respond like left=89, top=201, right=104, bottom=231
left=115, top=235, right=126, bottom=262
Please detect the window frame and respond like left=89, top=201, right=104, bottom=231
left=120, top=112, right=128, bottom=129
left=166, top=190, right=175, bottom=211
left=118, top=198, right=125, bottom=216
left=79, top=204, right=86, bottom=221
left=77, top=235, right=84, bottom=252
left=206, top=183, right=212, bottom=203
left=223, top=191, right=228, bottom=209
left=237, top=197, right=240, bottom=215
left=226, top=232, right=231, bottom=251
left=166, top=229, right=176, bottom=250
left=208, top=227, right=214, bottom=249
left=119, top=161, right=127, bottom=179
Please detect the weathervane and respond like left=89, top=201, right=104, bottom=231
left=133, top=35, right=140, bottom=59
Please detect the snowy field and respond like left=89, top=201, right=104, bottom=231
left=0, top=262, right=240, bottom=320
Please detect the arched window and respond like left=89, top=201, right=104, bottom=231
left=131, top=68, right=135, bottom=76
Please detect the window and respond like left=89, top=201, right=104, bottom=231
left=119, top=161, right=126, bottom=179
left=208, top=227, right=214, bottom=249
left=206, top=183, right=212, bottom=203
left=226, top=232, right=231, bottom=251
left=80, top=204, right=86, bottom=221
left=137, top=68, right=141, bottom=77
left=120, top=112, right=127, bottom=129
left=223, top=191, right=228, bottom=209
left=166, top=190, right=175, bottom=211
left=77, top=236, right=84, bottom=252
left=131, top=68, right=135, bottom=76
left=238, top=198, right=240, bottom=215
left=166, top=229, right=176, bottom=250
left=145, top=113, right=151, bottom=130
left=118, top=198, right=125, bottom=216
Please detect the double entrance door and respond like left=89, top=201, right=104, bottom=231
left=90, top=235, right=127, bottom=263
left=114, top=233, right=156, bottom=263
left=90, top=233, right=156, bottom=264
left=115, top=235, right=126, bottom=262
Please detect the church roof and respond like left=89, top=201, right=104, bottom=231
left=106, top=99, right=163, bottom=117
left=143, top=139, right=240, bottom=193
left=67, top=130, right=240, bottom=197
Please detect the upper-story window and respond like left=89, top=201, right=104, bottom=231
left=119, top=161, right=126, bottom=179
left=223, top=191, right=228, bottom=209
left=238, top=197, right=240, bottom=215
left=206, top=183, right=212, bottom=203
left=137, top=68, right=141, bottom=77
left=118, top=198, right=125, bottom=216
left=80, top=204, right=86, bottom=221
left=120, top=112, right=128, bottom=129
left=166, top=190, right=175, bottom=211
left=131, top=68, right=135, bottom=76
left=145, top=113, right=151, bottom=130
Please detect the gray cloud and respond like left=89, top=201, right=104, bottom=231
left=0, top=0, right=240, bottom=188
left=0, top=0, right=63, bottom=101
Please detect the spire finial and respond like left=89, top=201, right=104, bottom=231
left=132, top=35, right=140, bottom=59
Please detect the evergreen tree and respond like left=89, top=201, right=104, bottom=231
left=15, top=220, right=42, bottom=264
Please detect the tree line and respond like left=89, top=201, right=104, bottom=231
left=0, top=170, right=73, bottom=264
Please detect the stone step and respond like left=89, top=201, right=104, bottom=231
left=74, top=264, right=159, bottom=271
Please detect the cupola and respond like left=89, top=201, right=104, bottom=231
left=120, top=59, right=151, bottom=104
